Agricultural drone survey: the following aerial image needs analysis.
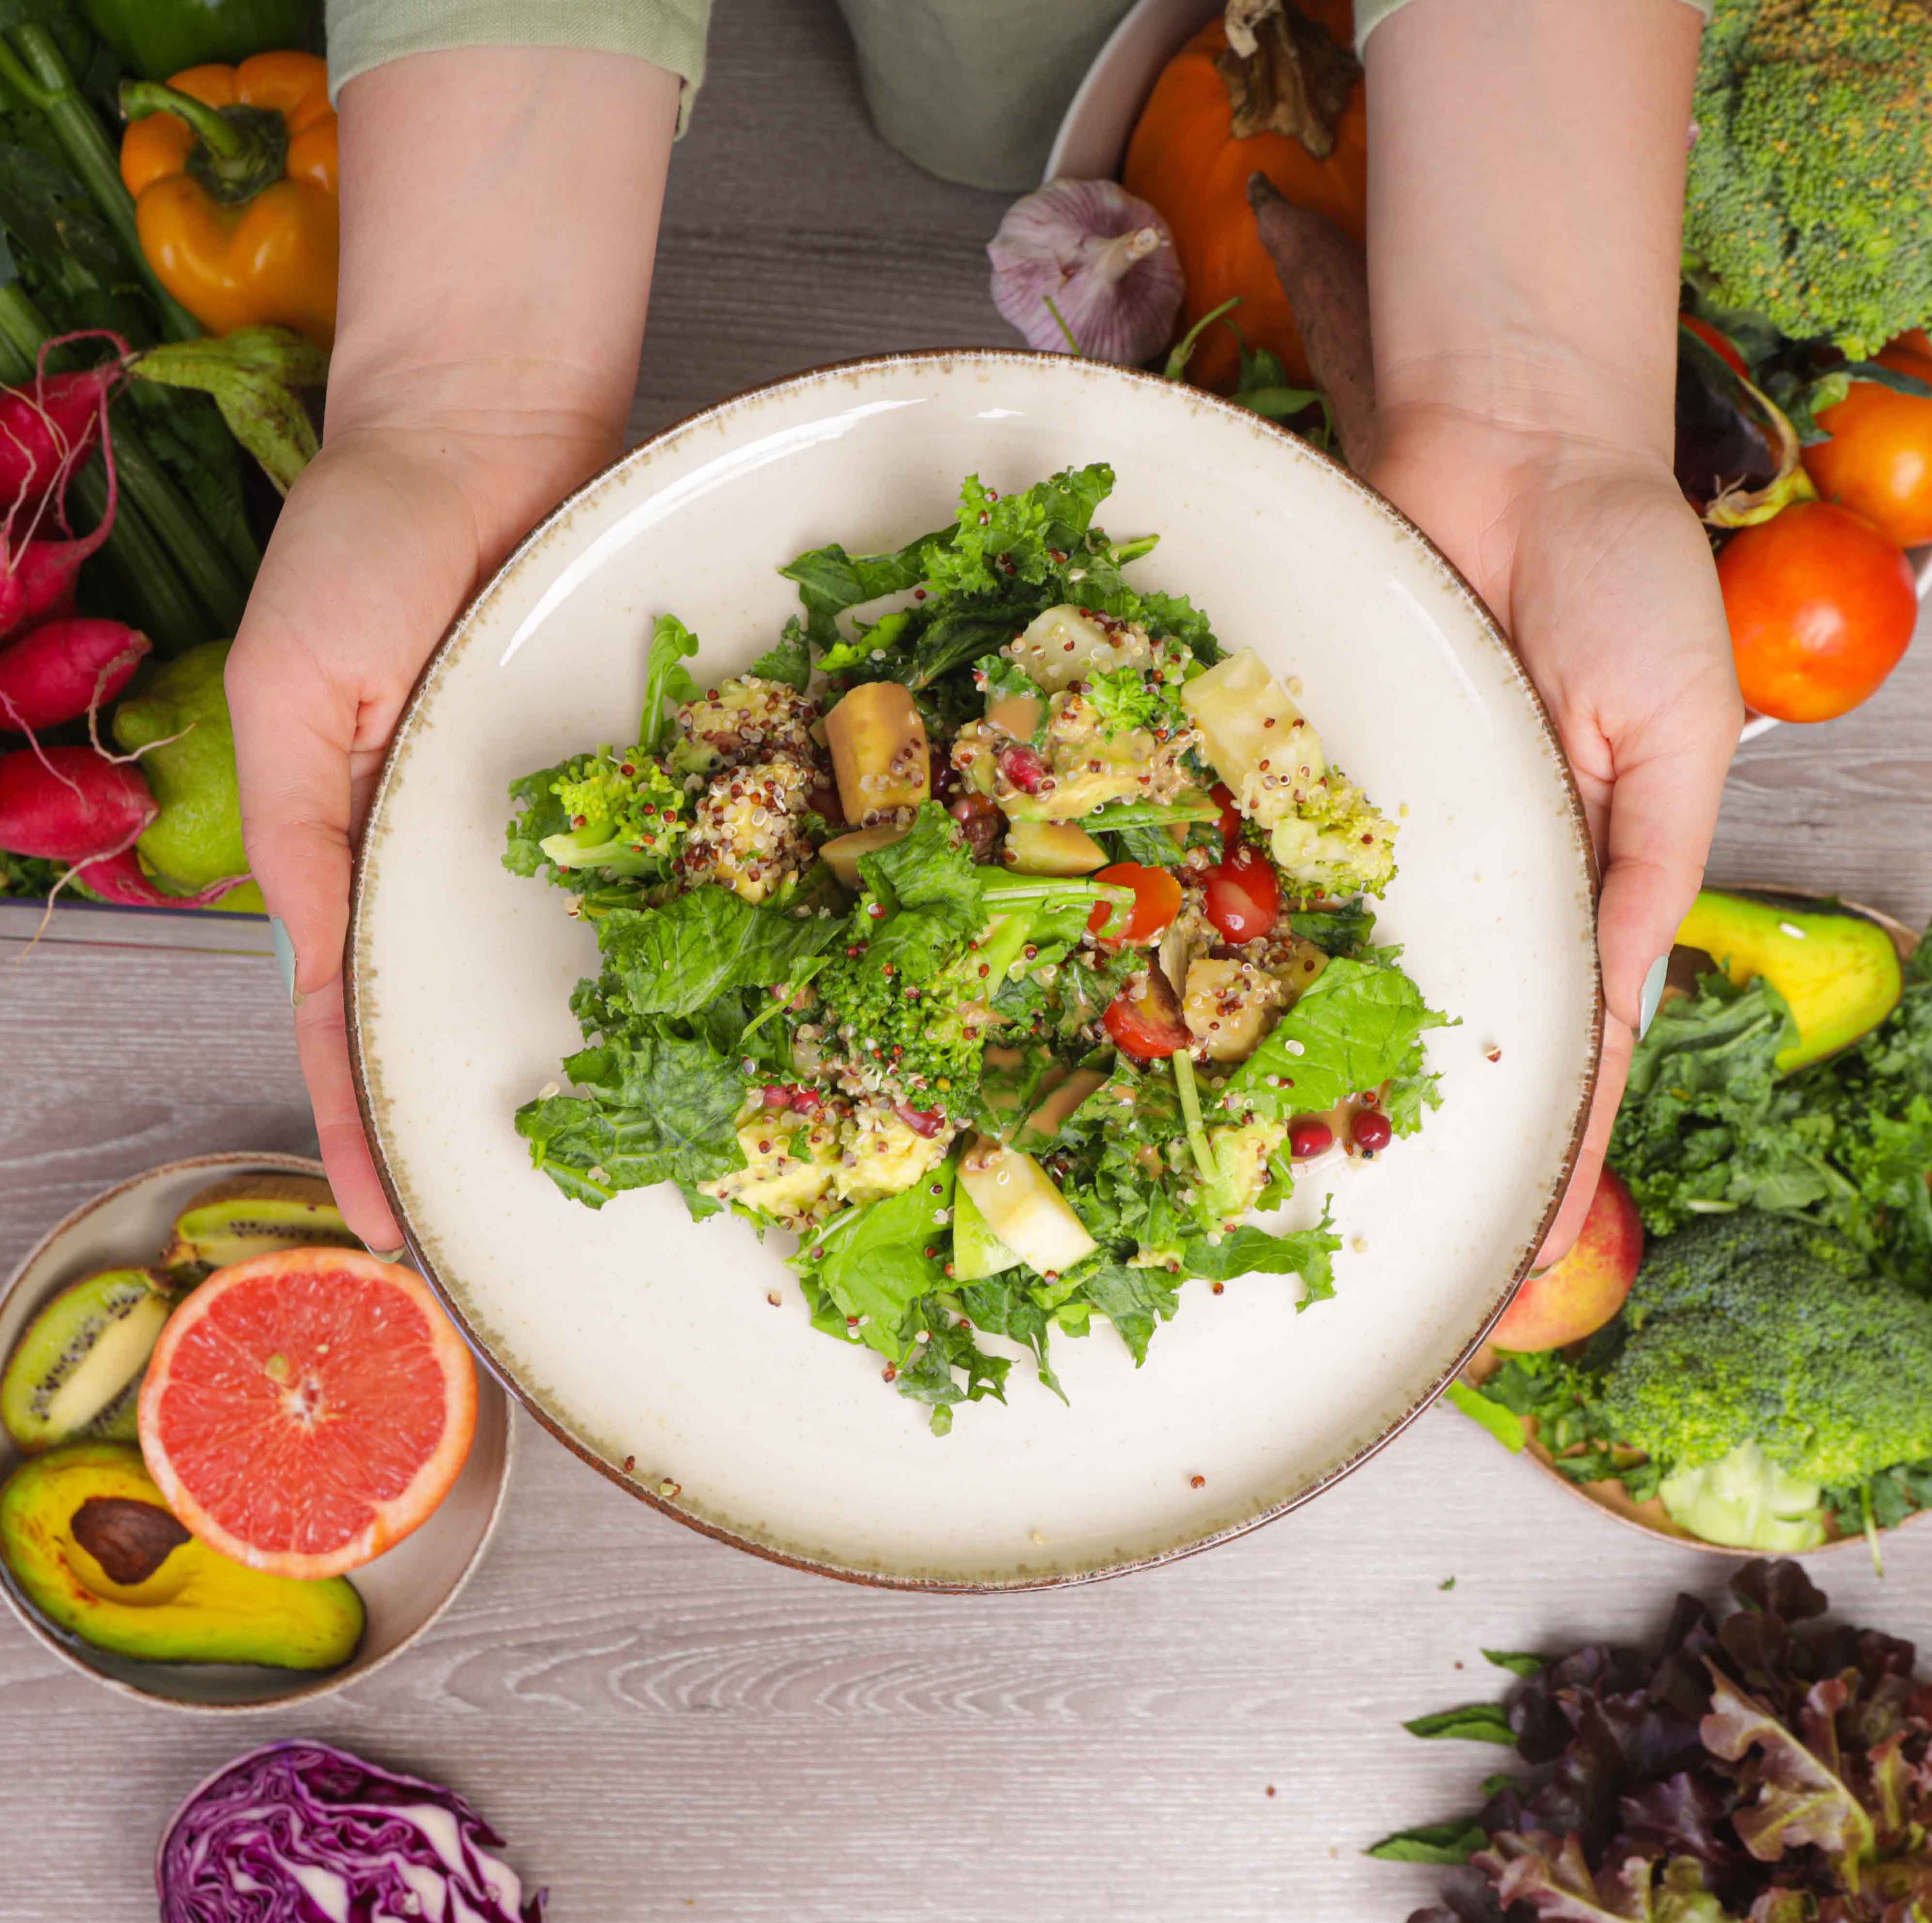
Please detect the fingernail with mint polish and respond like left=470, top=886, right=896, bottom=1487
left=1638, top=954, right=1669, bottom=1039
left=269, top=915, right=301, bottom=1005
left=370, top=1245, right=407, bottom=1263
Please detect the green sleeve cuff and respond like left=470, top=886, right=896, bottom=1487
left=1354, top=0, right=1712, bottom=54
left=325, top=0, right=710, bottom=134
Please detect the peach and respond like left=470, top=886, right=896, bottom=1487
left=1491, top=1165, right=1643, bottom=1353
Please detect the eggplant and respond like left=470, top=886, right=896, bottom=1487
left=1674, top=324, right=1814, bottom=528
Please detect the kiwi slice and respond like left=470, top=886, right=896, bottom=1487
left=160, top=1174, right=358, bottom=1272
left=0, top=1269, right=177, bottom=1452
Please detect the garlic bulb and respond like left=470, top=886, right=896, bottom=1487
left=988, top=178, right=1185, bottom=365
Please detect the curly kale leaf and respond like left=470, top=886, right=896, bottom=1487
left=514, top=1034, right=747, bottom=1214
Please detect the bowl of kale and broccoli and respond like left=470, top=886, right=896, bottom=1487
left=1455, top=888, right=1932, bottom=1560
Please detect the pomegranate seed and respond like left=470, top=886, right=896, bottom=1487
left=997, top=743, right=1046, bottom=794
left=762, top=1085, right=791, bottom=1109
left=895, top=1101, right=944, bottom=1138
left=1288, top=1119, right=1333, bottom=1159
left=789, top=1089, right=821, bottom=1114
left=1352, top=1109, right=1393, bottom=1152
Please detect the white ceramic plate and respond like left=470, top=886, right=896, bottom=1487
left=0, top=1154, right=513, bottom=1710
left=349, top=349, right=1600, bottom=1590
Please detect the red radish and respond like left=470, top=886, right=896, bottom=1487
left=0, top=346, right=122, bottom=641
left=68, top=847, right=247, bottom=909
left=0, top=364, right=120, bottom=523
left=0, top=618, right=149, bottom=732
left=0, top=744, right=154, bottom=860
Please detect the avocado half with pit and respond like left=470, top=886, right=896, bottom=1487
left=1676, top=889, right=1903, bottom=1072
left=0, top=1442, right=363, bottom=1669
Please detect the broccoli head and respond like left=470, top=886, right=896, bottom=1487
left=1685, top=0, right=1932, bottom=356
left=1598, top=1210, right=1932, bottom=1490
left=506, top=745, right=687, bottom=882
left=1265, top=764, right=1398, bottom=898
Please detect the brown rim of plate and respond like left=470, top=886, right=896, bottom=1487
left=343, top=346, right=1605, bottom=1592
left=0, top=1152, right=517, bottom=1713
left=1481, top=886, right=1923, bottom=1559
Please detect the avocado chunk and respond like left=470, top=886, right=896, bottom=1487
left=957, top=1137, right=1097, bottom=1276
left=952, top=1184, right=1021, bottom=1281
left=0, top=1269, right=177, bottom=1452
left=1676, top=889, right=1903, bottom=1072
left=0, top=1442, right=364, bottom=1669
left=161, top=1174, right=358, bottom=1272
left=1001, top=821, right=1106, bottom=878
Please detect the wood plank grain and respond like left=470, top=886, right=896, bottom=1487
left=1, top=5, right=1929, bottom=1920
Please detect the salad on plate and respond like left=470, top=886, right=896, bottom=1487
left=504, top=465, right=1448, bottom=1431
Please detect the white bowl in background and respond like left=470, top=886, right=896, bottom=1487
left=0, top=1154, right=513, bottom=1711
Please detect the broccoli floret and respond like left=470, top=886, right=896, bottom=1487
left=1597, top=1211, right=1932, bottom=1491
left=1266, top=764, right=1398, bottom=898
left=1684, top=0, right=1932, bottom=356
left=532, top=746, right=687, bottom=879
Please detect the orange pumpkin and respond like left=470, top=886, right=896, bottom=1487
left=1124, top=0, right=1367, bottom=393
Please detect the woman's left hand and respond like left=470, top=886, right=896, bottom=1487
left=1369, top=418, right=1742, bottom=1260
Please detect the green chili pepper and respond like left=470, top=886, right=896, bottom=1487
left=80, top=0, right=321, bottom=82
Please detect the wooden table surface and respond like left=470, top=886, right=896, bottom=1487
left=4, top=7, right=1930, bottom=1919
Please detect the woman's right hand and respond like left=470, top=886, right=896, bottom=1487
left=226, top=46, right=680, bottom=1249
left=227, top=379, right=628, bottom=1250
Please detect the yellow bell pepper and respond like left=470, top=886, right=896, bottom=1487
left=119, top=51, right=337, bottom=349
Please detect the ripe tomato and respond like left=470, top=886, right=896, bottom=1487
left=1088, top=863, right=1182, bottom=947
left=1718, top=502, right=1917, bottom=723
left=1102, top=966, right=1191, bottom=1060
left=1802, top=349, right=1932, bottom=547
left=1890, top=328, right=1932, bottom=359
left=1202, top=847, right=1279, bottom=943
left=1679, top=313, right=1749, bottom=381
left=1209, top=781, right=1242, bottom=851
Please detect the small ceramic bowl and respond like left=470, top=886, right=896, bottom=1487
left=1476, top=890, right=1923, bottom=1559
left=0, top=1153, right=513, bottom=1711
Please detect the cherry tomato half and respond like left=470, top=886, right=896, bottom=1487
left=1802, top=348, right=1932, bottom=548
left=1102, top=966, right=1191, bottom=1060
left=1088, top=863, right=1183, bottom=948
left=1209, top=781, right=1243, bottom=852
left=1718, top=501, right=1917, bottom=723
left=1203, top=847, right=1280, bottom=944
left=1679, top=313, right=1749, bottom=381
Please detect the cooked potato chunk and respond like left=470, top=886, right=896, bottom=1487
left=824, top=681, right=929, bottom=824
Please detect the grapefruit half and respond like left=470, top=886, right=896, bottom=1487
left=138, top=1249, right=477, bottom=1579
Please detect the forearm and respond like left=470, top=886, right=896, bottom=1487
left=1364, top=0, right=1702, bottom=460
left=328, top=45, right=677, bottom=487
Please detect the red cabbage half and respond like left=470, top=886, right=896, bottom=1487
left=157, top=1739, right=545, bottom=1923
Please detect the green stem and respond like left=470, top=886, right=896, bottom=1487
left=0, top=284, right=250, bottom=633
left=1171, top=1050, right=1219, bottom=1185
left=119, top=81, right=287, bottom=202
left=4, top=27, right=202, bottom=342
left=119, top=80, right=248, bottom=161
left=66, top=457, right=210, bottom=657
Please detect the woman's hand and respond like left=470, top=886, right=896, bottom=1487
left=226, top=46, right=678, bottom=1248
left=1368, top=413, right=1740, bottom=1259
left=228, top=384, right=629, bottom=1249
left=1362, top=0, right=1735, bottom=1260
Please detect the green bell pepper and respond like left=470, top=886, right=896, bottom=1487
left=81, top=0, right=321, bottom=82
